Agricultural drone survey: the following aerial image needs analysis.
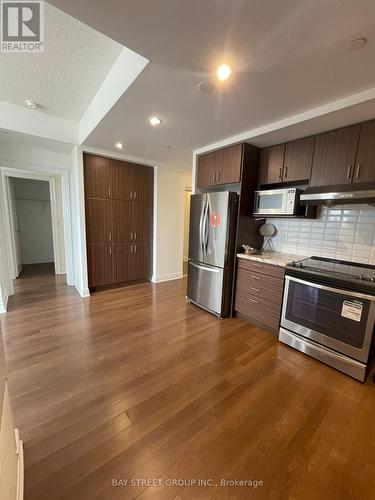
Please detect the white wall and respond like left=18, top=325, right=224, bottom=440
left=13, top=179, right=54, bottom=265
left=69, top=147, right=89, bottom=297
left=267, top=204, right=375, bottom=265
left=153, top=167, right=192, bottom=282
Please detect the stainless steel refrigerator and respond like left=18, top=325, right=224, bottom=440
left=187, top=191, right=238, bottom=317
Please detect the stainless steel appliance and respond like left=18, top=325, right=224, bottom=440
left=187, top=191, right=238, bottom=317
left=301, top=183, right=375, bottom=206
left=280, top=257, right=375, bottom=382
left=253, top=188, right=301, bottom=217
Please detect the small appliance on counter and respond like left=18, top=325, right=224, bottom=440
left=241, top=245, right=257, bottom=256
left=187, top=191, right=238, bottom=317
left=279, top=256, right=375, bottom=382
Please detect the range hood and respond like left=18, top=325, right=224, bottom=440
left=300, top=183, right=375, bottom=207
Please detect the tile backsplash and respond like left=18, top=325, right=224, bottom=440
left=267, top=204, right=375, bottom=265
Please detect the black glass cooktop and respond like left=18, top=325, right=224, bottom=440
left=288, top=257, right=375, bottom=283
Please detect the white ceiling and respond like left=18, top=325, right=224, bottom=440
left=10, top=1, right=375, bottom=169
left=0, top=2, right=123, bottom=121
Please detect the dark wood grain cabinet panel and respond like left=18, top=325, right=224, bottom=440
left=112, top=243, right=132, bottom=283
left=283, top=136, right=314, bottom=182
left=132, top=241, right=152, bottom=281
left=235, top=258, right=285, bottom=333
left=84, top=153, right=154, bottom=290
left=83, top=154, right=111, bottom=199
left=217, top=144, right=243, bottom=185
left=134, top=165, right=154, bottom=202
left=111, top=160, right=133, bottom=200
left=87, top=244, right=113, bottom=287
left=353, top=120, right=375, bottom=183
left=133, top=202, right=152, bottom=242
left=197, top=154, right=213, bottom=187
left=85, top=199, right=112, bottom=243
left=258, top=144, right=285, bottom=185
left=197, top=144, right=243, bottom=188
left=310, top=124, right=360, bottom=187
left=111, top=200, right=133, bottom=242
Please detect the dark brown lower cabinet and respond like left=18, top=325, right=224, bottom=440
left=234, top=258, right=285, bottom=334
left=87, top=244, right=113, bottom=287
left=87, top=242, right=152, bottom=288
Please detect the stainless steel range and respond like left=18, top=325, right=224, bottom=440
left=279, top=257, right=375, bottom=382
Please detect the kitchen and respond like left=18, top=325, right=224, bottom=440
left=188, top=119, right=375, bottom=383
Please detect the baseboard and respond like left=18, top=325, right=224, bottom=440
left=15, top=429, right=24, bottom=500
left=21, top=258, right=54, bottom=265
left=75, top=285, right=90, bottom=298
left=152, top=272, right=184, bottom=283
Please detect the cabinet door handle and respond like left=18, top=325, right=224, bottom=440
left=249, top=298, right=258, bottom=304
left=130, top=232, right=133, bottom=240
left=134, top=244, right=137, bottom=253
left=109, top=246, right=112, bottom=255
left=279, top=167, right=283, bottom=180
left=130, top=191, right=133, bottom=200
left=109, top=233, right=112, bottom=242
left=134, top=232, right=137, bottom=240
left=355, top=164, right=361, bottom=179
left=250, top=287, right=260, bottom=292
left=284, top=166, right=288, bottom=179
left=130, top=245, right=133, bottom=253
left=250, top=275, right=261, bottom=280
left=108, top=187, right=111, bottom=198
left=347, top=165, right=353, bottom=179
left=134, top=191, right=137, bottom=200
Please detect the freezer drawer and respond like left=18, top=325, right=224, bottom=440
left=187, top=260, right=224, bottom=315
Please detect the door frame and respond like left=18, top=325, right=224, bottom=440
left=0, top=164, right=74, bottom=286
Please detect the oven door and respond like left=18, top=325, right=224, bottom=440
left=281, top=276, right=375, bottom=363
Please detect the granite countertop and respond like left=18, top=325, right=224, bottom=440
left=237, top=251, right=305, bottom=268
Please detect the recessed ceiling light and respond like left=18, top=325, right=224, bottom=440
left=149, top=116, right=162, bottom=126
left=198, top=81, right=215, bottom=93
left=115, top=142, right=123, bottom=149
left=217, top=64, right=232, bottom=81
left=347, top=37, right=367, bottom=50
left=25, top=99, right=39, bottom=109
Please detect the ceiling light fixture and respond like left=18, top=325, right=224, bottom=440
left=25, top=99, right=39, bottom=109
left=115, top=142, right=123, bottom=149
left=347, top=37, right=367, bottom=50
left=217, top=64, right=232, bottom=81
left=149, top=116, right=162, bottom=126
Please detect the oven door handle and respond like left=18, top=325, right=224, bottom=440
left=285, top=275, right=375, bottom=302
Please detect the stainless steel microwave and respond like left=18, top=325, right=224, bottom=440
left=253, top=188, right=301, bottom=217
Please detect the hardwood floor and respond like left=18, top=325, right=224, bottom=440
left=1, top=274, right=375, bottom=499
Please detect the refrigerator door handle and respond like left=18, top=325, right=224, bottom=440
left=199, top=198, right=206, bottom=256
left=189, top=261, right=220, bottom=273
left=203, top=198, right=209, bottom=256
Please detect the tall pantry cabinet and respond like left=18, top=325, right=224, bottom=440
left=83, top=153, right=153, bottom=290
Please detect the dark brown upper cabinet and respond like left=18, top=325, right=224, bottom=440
left=258, top=144, right=285, bottom=185
left=133, top=165, right=154, bottom=202
left=283, top=136, right=315, bottom=183
left=197, top=144, right=243, bottom=188
left=83, top=154, right=111, bottom=199
left=310, top=124, right=361, bottom=187
left=111, top=160, right=133, bottom=200
left=353, top=120, right=375, bottom=183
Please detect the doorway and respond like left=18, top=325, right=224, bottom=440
left=10, top=178, right=56, bottom=277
